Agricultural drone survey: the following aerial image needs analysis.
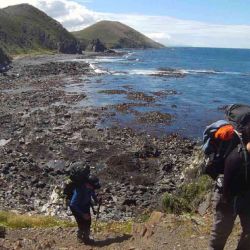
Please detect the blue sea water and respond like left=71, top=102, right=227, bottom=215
left=66, top=47, right=250, bottom=139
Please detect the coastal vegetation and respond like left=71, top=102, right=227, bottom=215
left=162, top=175, right=213, bottom=214
left=0, top=4, right=164, bottom=58
left=0, top=4, right=81, bottom=55
left=72, top=20, right=165, bottom=49
left=0, top=210, right=132, bottom=235
left=0, top=211, right=75, bottom=229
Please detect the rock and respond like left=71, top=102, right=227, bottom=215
left=85, top=39, right=107, bottom=52
left=136, top=142, right=161, bottom=158
left=36, top=181, right=46, bottom=189
left=57, top=40, right=82, bottom=54
left=122, top=199, right=137, bottom=206
left=198, top=192, right=212, bottom=216
left=46, top=160, right=65, bottom=172
left=105, top=49, right=116, bottom=53
left=132, top=211, right=164, bottom=239
left=162, top=163, right=173, bottom=172
left=147, top=211, right=164, bottom=224
left=84, top=148, right=92, bottom=154
left=0, top=226, right=6, bottom=238
left=0, top=139, right=11, bottom=147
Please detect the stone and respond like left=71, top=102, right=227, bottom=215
left=0, top=226, right=6, bottom=238
left=147, top=211, right=164, bottom=224
left=198, top=192, right=212, bottom=216
left=132, top=211, right=164, bottom=239
left=85, top=39, right=107, bottom=52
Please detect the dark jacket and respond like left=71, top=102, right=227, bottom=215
left=204, top=132, right=240, bottom=180
left=70, top=184, right=97, bottom=215
left=223, top=147, right=250, bottom=199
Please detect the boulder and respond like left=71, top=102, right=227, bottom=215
left=132, top=211, right=164, bottom=239
left=85, top=38, right=107, bottom=52
left=57, top=40, right=82, bottom=54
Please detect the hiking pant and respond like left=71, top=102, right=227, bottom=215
left=70, top=209, right=91, bottom=241
left=209, top=191, right=250, bottom=250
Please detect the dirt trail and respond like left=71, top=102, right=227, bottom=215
left=0, top=212, right=242, bottom=250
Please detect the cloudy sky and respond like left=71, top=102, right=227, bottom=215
left=1, top=0, right=250, bottom=48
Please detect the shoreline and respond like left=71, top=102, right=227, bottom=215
left=0, top=53, right=196, bottom=220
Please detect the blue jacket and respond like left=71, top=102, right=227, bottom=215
left=70, top=184, right=97, bottom=215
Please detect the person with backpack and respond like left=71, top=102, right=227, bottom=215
left=70, top=176, right=101, bottom=244
left=209, top=124, right=250, bottom=250
left=201, top=104, right=250, bottom=249
left=202, top=121, right=240, bottom=180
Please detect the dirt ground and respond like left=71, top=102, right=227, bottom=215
left=0, top=212, right=243, bottom=250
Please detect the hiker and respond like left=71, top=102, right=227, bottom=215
left=70, top=176, right=101, bottom=244
left=209, top=124, right=250, bottom=250
left=202, top=121, right=240, bottom=180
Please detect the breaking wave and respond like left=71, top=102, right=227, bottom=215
left=125, top=68, right=243, bottom=76
left=89, top=63, right=110, bottom=74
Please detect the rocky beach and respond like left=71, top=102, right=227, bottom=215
left=1, top=2, right=250, bottom=249
left=0, top=53, right=197, bottom=221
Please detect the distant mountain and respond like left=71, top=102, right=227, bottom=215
left=0, top=4, right=81, bottom=55
left=72, top=20, right=165, bottom=49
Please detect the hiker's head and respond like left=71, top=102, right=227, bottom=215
left=87, top=176, right=101, bottom=190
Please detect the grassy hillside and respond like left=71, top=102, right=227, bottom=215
left=0, top=4, right=81, bottom=55
left=72, top=20, right=165, bottom=49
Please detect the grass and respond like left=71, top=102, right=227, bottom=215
left=93, top=220, right=133, bottom=235
left=162, top=175, right=213, bottom=214
left=0, top=211, right=75, bottom=229
left=12, top=49, right=57, bottom=58
left=0, top=4, right=79, bottom=56
left=0, top=210, right=133, bottom=235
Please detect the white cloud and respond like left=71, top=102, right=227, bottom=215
left=1, top=0, right=250, bottom=48
left=146, top=32, right=171, bottom=42
left=0, top=0, right=98, bottom=30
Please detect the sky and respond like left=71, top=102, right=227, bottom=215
left=1, top=0, right=250, bottom=48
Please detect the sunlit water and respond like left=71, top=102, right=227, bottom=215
left=64, top=47, right=250, bottom=139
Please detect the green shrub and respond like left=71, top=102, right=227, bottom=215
left=162, top=176, right=213, bottom=214
left=162, top=193, right=191, bottom=214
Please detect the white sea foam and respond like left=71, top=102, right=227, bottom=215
left=129, top=69, right=159, bottom=75
left=183, top=69, right=242, bottom=75
left=90, top=63, right=110, bottom=74
left=110, top=71, right=128, bottom=76
left=94, top=57, right=124, bottom=63
left=126, top=68, right=243, bottom=76
left=69, top=58, right=242, bottom=77
left=183, top=69, right=218, bottom=74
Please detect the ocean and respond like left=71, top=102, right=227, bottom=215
left=65, top=47, right=250, bottom=139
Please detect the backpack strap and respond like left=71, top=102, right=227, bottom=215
left=222, top=139, right=234, bottom=159
left=234, top=130, right=249, bottom=183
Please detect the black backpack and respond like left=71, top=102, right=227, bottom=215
left=229, top=145, right=250, bottom=196
left=225, top=104, right=250, bottom=130
left=202, top=104, right=250, bottom=180
left=69, top=163, right=90, bottom=185
left=225, top=104, right=250, bottom=187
